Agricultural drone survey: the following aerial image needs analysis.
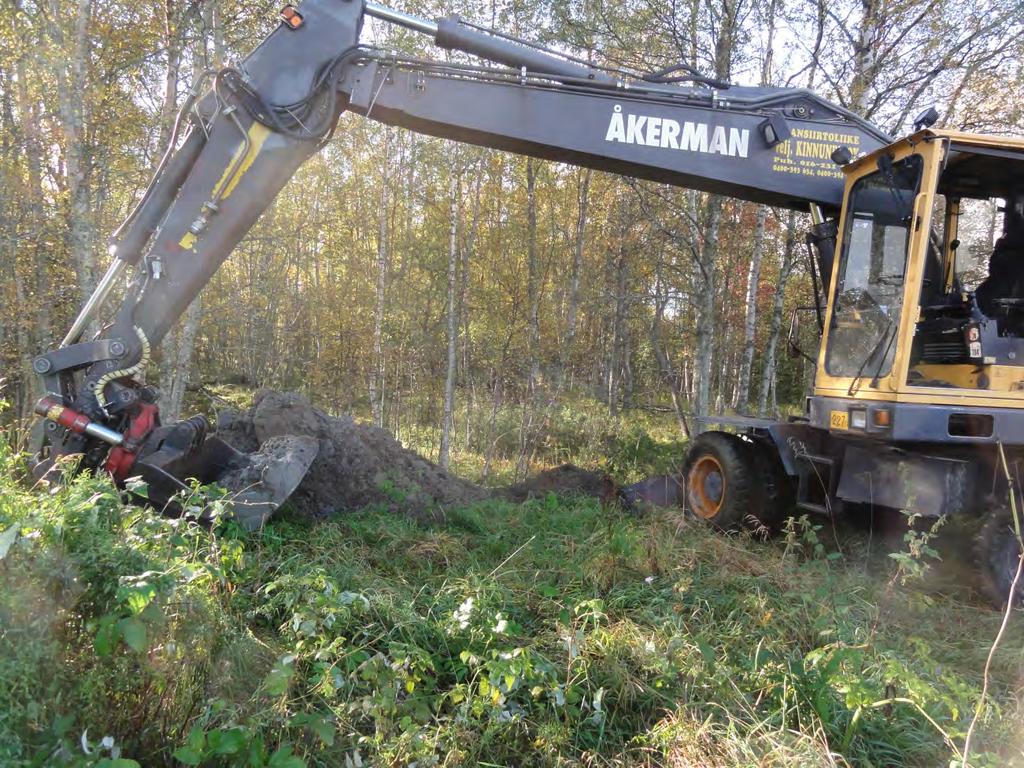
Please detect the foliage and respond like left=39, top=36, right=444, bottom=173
left=1, top=425, right=1022, bottom=766
left=3, top=0, right=1021, bottom=439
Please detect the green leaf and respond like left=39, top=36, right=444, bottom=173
left=265, top=657, right=295, bottom=696
left=267, top=745, right=305, bottom=768
left=94, top=616, right=118, bottom=657
left=171, top=746, right=202, bottom=766
left=117, top=582, right=158, bottom=614
left=95, top=760, right=141, bottom=768
left=119, top=617, right=147, bottom=653
left=290, top=713, right=335, bottom=746
left=51, top=713, right=75, bottom=738
left=186, top=724, right=206, bottom=752
left=0, top=524, right=19, bottom=560
left=697, top=638, right=716, bottom=667
left=124, top=476, right=149, bottom=498
left=208, top=727, right=246, bottom=755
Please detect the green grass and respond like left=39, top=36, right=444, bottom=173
left=1, top=436, right=1023, bottom=766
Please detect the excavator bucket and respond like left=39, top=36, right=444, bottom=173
left=128, top=417, right=318, bottom=530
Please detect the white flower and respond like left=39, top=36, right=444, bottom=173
left=453, top=597, right=474, bottom=629
left=493, top=613, right=508, bottom=633
left=644, top=575, right=654, bottom=584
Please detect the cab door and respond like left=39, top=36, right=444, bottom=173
left=815, top=139, right=942, bottom=400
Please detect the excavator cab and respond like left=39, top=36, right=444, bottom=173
left=685, top=131, right=1024, bottom=606
left=815, top=130, right=1024, bottom=422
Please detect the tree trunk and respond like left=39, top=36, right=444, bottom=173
left=758, top=210, right=798, bottom=417
left=735, top=205, right=767, bottom=413
left=462, top=164, right=483, bottom=450
left=370, top=128, right=390, bottom=427
left=609, top=243, right=628, bottom=415
left=849, top=0, right=881, bottom=117
left=516, top=159, right=540, bottom=479
left=439, top=172, right=459, bottom=470
left=650, top=268, right=691, bottom=437
left=563, top=167, right=590, bottom=381
left=694, top=196, right=723, bottom=418
left=15, top=54, right=50, bottom=391
left=693, top=0, right=737, bottom=420
left=52, top=0, right=95, bottom=303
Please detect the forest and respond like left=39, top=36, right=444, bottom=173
left=2, top=0, right=1024, bottom=765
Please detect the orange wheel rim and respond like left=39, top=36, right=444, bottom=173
left=688, top=455, right=725, bottom=519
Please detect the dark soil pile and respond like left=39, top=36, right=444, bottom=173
left=215, top=390, right=612, bottom=521
left=217, top=391, right=487, bottom=521
left=502, top=464, right=615, bottom=503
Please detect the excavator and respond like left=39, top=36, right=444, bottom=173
left=28, top=0, right=1024, bottom=606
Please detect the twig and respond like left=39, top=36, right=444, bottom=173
left=487, top=534, right=536, bottom=579
left=962, top=443, right=1023, bottom=767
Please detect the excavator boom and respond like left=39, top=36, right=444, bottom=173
left=344, top=57, right=887, bottom=209
left=31, top=0, right=891, bottom=522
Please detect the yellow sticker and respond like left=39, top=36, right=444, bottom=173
left=211, top=122, right=271, bottom=201
left=829, top=410, right=849, bottom=430
left=177, top=122, right=271, bottom=252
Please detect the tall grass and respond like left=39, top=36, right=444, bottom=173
left=1, top=418, right=1021, bottom=766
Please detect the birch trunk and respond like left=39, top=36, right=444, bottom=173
left=563, top=168, right=590, bottom=381
left=516, top=159, right=540, bottom=479
left=650, top=269, right=691, bottom=437
left=370, top=128, right=390, bottom=427
left=758, top=210, right=798, bottom=417
left=694, top=196, right=722, bottom=418
left=439, top=172, right=459, bottom=470
left=51, top=0, right=94, bottom=303
left=609, top=244, right=628, bottom=415
left=693, top=0, right=736, bottom=419
left=849, top=0, right=881, bottom=117
left=734, top=205, right=767, bottom=413
left=462, top=165, right=483, bottom=449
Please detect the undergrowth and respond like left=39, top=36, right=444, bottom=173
left=1, top=433, right=1023, bottom=765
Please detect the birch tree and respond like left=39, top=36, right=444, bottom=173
left=439, top=170, right=460, bottom=470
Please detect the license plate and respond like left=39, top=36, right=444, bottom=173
left=830, top=410, right=849, bottom=430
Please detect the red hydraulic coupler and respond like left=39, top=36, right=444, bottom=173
left=104, top=402, right=159, bottom=480
left=34, top=396, right=125, bottom=446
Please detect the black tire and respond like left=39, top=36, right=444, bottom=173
left=746, top=438, right=796, bottom=533
left=682, top=431, right=756, bottom=531
left=975, top=505, right=1024, bottom=609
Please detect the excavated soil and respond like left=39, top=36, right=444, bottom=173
left=215, top=390, right=613, bottom=521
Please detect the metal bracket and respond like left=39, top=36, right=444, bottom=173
left=34, top=338, right=128, bottom=376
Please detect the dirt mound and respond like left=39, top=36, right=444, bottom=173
left=215, top=391, right=616, bottom=521
left=217, top=391, right=487, bottom=521
left=502, top=464, right=614, bottom=503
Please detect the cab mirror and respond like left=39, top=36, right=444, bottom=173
left=787, top=310, right=802, bottom=359
left=787, top=306, right=819, bottom=363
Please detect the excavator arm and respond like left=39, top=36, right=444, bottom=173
left=30, top=0, right=890, bottom=520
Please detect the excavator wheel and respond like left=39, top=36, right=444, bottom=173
left=682, top=431, right=755, bottom=531
left=746, top=438, right=796, bottom=534
left=974, top=504, right=1024, bottom=609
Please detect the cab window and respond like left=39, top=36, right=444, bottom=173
left=825, top=154, right=923, bottom=381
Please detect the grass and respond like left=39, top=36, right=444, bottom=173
left=1, top=422, right=1023, bottom=765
